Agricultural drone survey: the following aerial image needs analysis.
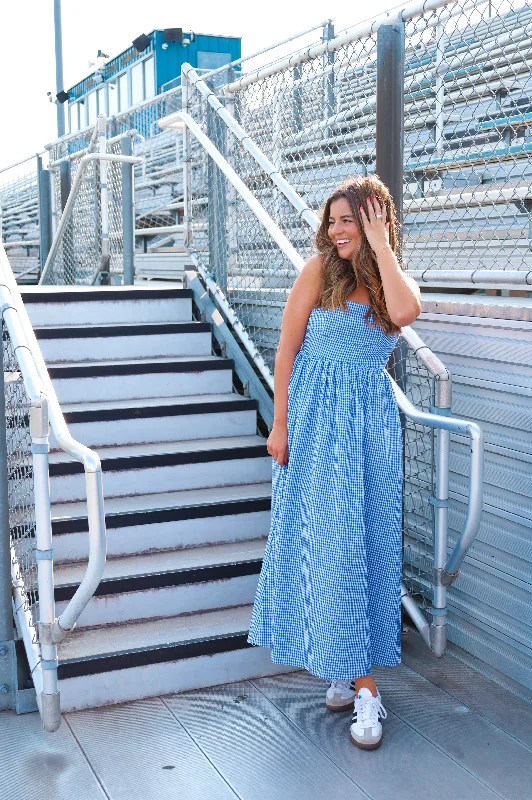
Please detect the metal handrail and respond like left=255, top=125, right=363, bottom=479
left=39, top=150, right=142, bottom=285
left=392, top=381, right=484, bottom=579
left=0, top=244, right=107, bottom=647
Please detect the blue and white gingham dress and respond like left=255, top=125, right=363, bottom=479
left=248, top=300, right=403, bottom=680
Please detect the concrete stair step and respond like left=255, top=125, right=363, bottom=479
left=54, top=539, right=266, bottom=628
left=48, top=435, right=270, bottom=502
left=49, top=355, right=234, bottom=403
left=51, top=482, right=272, bottom=562
left=35, top=321, right=212, bottom=364
left=22, top=286, right=193, bottom=327
left=56, top=605, right=294, bottom=712
left=51, top=393, right=258, bottom=448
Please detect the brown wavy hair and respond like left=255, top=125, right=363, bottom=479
left=314, top=174, right=402, bottom=335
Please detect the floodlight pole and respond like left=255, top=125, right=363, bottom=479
left=54, top=0, right=66, bottom=138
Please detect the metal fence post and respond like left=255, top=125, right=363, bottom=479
left=0, top=327, right=17, bottom=711
left=322, top=20, right=335, bottom=138
left=97, top=115, right=110, bottom=285
left=181, top=68, right=192, bottom=253
left=376, top=22, right=405, bottom=265
left=121, top=136, right=135, bottom=285
left=37, top=157, right=52, bottom=273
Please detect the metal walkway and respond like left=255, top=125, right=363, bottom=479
left=1, top=632, right=531, bottom=800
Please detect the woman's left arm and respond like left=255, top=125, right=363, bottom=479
left=360, top=195, right=422, bottom=327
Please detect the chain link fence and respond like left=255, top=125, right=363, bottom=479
left=403, top=1, right=532, bottom=286
left=214, top=1, right=532, bottom=289
left=42, top=156, right=104, bottom=285
left=2, top=320, right=38, bottom=641
left=41, top=120, right=134, bottom=285
left=186, top=75, right=303, bottom=365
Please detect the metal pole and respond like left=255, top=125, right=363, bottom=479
left=0, top=327, right=16, bottom=710
left=121, top=137, right=135, bottom=285
left=322, top=21, right=335, bottom=138
left=30, top=401, right=61, bottom=731
left=97, top=116, right=110, bottom=285
left=376, top=22, right=405, bottom=265
left=0, top=334, right=12, bottom=643
left=430, top=375, right=452, bottom=657
left=54, top=0, right=66, bottom=138
left=181, top=68, right=191, bottom=252
left=38, top=157, right=52, bottom=272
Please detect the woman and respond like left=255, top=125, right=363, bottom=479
left=247, top=174, right=421, bottom=750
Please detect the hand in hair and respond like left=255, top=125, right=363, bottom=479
left=359, top=195, right=391, bottom=256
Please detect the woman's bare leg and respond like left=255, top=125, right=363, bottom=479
left=354, top=674, right=378, bottom=697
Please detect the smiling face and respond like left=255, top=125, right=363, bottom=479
left=327, top=196, right=362, bottom=261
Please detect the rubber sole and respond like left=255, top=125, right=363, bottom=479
left=349, top=731, right=383, bottom=750
left=325, top=698, right=355, bottom=712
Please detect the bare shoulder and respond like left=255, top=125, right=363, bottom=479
left=276, top=255, right=324, bottom=354
left=287, top=254, right=323, bottom=307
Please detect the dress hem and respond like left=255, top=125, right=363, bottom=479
left=247, top=637, right=401, bottom=681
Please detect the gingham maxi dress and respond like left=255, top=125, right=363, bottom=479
left=247, top=300, right=403, bottom=680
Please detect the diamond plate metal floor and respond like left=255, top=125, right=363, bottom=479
left=1, top=632, right=531, bottom=800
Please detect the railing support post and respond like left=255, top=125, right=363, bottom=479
left=0, top=328, right=17, bottom=711
left=376, top=22, right=405, bottom=265
left=121, top=136, right=135, bottom=285
left=30, top=400, right=61, bottom=731
left=430, top=376, right=452, bottom=657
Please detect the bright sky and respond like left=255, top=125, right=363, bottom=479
left=0, top=0, right=402, bottom=170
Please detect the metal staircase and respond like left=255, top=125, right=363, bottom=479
left=20, top=284, right=293, bottom=712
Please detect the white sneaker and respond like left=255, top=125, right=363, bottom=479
left=349, top=687, right=388, bottom=749
left=325, top=679, right=356, bottom=712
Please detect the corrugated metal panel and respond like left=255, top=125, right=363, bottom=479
left=412, top=294, right=532, bottom=690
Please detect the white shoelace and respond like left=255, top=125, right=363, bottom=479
left=330, top=679, right=354, bottom=694
left=354, top=693, right=388, bottom=727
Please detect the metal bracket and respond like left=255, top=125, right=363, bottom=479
left=0, top=640, right=17, bottom=711
left=36, top=549, right=54, bottom=561
left=31, top=443, right=50, bottom=454
left=434, top=566, right=460, bottom=587
left=38, top=622, right=54, bottom=645
left=429, top=496, right=449, bottom=508
left=430, top=405, right=451, bottom=416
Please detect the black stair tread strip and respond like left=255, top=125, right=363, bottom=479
left=49, top=434, right=265, bottom=463
left=51, top=495, right=271, bottom=534
left=54, top=560, right=263, bottom=601
left=57, top=633, right=251, bottom=680
left=22, top=288, right=194, bottom=303
left=34, top=321, right=211, bottom=339
left=63, top=397, right=258, bottom=423
left=49, top=444, right=268, bottom=476
left=48, top=358, right=233, bottom=379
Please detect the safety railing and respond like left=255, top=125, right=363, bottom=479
left=159, top=107, right=485, bottom=657
left=0, top=242, right=107, bottom=730
left=39, top=117, right=142, bottom=285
